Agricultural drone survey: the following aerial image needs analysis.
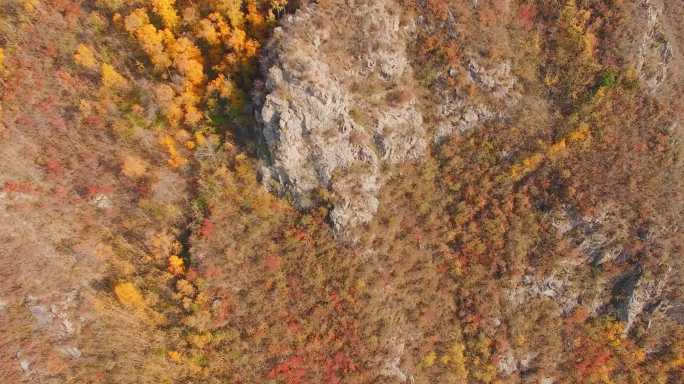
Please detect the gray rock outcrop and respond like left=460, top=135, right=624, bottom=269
left=615, top=267, right=670, bottom=333
left=256, top=0, right=426, bottom=233
left=254, top=0, right=524, bottom=233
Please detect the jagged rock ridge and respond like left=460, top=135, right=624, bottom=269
left=256, top=0, right=427, bottom=232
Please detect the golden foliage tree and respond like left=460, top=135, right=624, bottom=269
left=74, top=44, right=98, bottom=70
left=121, top=0, right=285, bottom=133
left=114, top=282, right=145, bottom=308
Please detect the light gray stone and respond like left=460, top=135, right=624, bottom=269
left=257, top=0, right=425, bottom=234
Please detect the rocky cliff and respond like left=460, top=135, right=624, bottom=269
left=254, top=0, right=531, bottom=234
left=255, top=0, right=427, bottom=232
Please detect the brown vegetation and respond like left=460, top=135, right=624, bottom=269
left=0, top=0, right=682, bottom=383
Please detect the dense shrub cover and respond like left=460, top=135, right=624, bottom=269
left=0, top=0, right=682, bottom=383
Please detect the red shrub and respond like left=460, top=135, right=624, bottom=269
left=575, top=349, right=612, bottom=379
left=518, top=4, right=537, bottom=30
left=265, top=254, right=282, bottom=272
left=427, top=0, right=449, bottom=20
left=86, top=185, right=113, bottom=196
left=3, top=181, right=37, bottom=194
left=45, top=159, right=63, bottom=175
left=267, top=356, right=307, bottom=384
left=324, top=352, right=356, bottom=384
left=200, top=218, right=215, bottom=238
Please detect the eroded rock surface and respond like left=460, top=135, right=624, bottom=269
left=254, top=1, right=528, bottom=233
left=256, top=0, right=426, bottom=233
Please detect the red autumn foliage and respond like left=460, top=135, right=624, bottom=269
left=518, top=4, right=537, bottom=30
left=267, top=355, right=307, bottom=384
left=575, top=348, right=612, bottom=379
left=324, top=352, right=356, bottom=384
left=287, top=318, right=301, bottom=335
left=328, top=291, right=344, bottom=313
left=54, top=0, right=82, bottom=21
left=199, top=218, right=215, bottom=238
left=86, top=185, right=113, bottom=196
left=185, top=268, right=199, bottom=282
left=265, top=253, right=282, bottom=272
left=566, top=306, right=590, bottom=326
left=45, top=159, right=64, bottom=175
left=83, top=114, right=106, bottom=130
left=288, top=228, right=311, bottom=244
left=427, top=0, right=449, bottom=20
left=3, top=180, right=38, bottom=194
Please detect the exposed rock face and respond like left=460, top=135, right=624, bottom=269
left=434, top=59, right=519, bottom=141
left=255, top=1, right=528, bottom=233
left=615, top=267, right=670, bottom=332
left=634, top=0, right=673, bottom=94
left=256, top=0, right=426, bottom=233
left=506, top=202, right=677, bottom=338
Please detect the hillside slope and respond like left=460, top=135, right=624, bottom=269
left=1, top=1, right=683, bottom=383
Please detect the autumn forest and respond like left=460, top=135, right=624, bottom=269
left=0, top=0, right=683, bottom=383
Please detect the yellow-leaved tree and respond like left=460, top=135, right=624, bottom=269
left=101, top=63, right=128, bottom=90
left=74, top=44, right=98, bottom=70
left=122, top=0, right=286, bottom=133
left=116, top=0, right=287, bottom=169
left=114, top=282, right=145, bottom=308
left=151, top=0, right=179, bottom=29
